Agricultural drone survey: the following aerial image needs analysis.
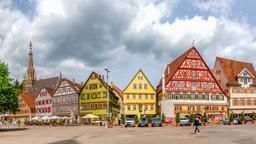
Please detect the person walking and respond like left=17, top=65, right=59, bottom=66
left=194, top=117, right=200, bottom=134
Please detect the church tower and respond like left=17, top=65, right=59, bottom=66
left=23, top=41, right=36, bottom=93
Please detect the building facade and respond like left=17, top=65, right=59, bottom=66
left=35, top=88, right=55, bottom=117
left=213, top=57, right=256, bottom=115
left=79, top=72, right=120, bottom=122
left=123, top=69, right=156, bottom=118
left=52, top=78, right=81, bottom=117
left=157, top=47, right=228, bottom=121
left=15, top=93, right=36, bottom=120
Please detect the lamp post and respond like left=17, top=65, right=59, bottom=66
left=105, top=68, right=110, bottom=127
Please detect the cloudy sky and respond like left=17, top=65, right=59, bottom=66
left=1, top=0, right=256, bottom=89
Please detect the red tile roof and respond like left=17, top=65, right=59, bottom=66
left=21, top=93, right=35, bottom=108
left=216, top=57, right=256, bottom=84
left=112, top=85, right=123, bottom=98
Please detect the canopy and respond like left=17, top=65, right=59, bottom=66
left=42, top=115, right=50, bottom=120
left=50, top=115, right=61, bottom=119
left=61, top=116, right=70, bottom=119
left=32, top=116, right=39, bottom=120
left=82, top=114, right=99, bottom=119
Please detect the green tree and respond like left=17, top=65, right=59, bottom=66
left=175, top=112, right=180, bottom=123
left=189, top=113, right=195, bottom=124
left=0, top=62, right=20, bottom=114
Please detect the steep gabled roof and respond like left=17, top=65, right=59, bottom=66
left=157, top=48, right=192, bottom=92
left=123, top=69, right=155, bottom=92
left=55, top=78, right=82, bottom=95
left=28, top=76, right=61, bottom=96
left=80, top=71, right=118, bottom=98
left=112, top=85, right=123, bottom=98
left=21, top=93, right=35, bottom=108
left=216, top=57, right=256, bottom=84
left=157, top=47, right=228, bottom=97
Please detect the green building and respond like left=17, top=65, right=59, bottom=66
left=79, top=72, right=120, bottom=123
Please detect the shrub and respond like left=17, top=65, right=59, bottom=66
left=189, top=113, right=195, bottom=124
left=229, top=113, right=234, bottom=122
left=203, top=112, right=208, bottom=123
left=161, top=113, right=166, bottom=123
left=240, top=112, right=246, bottom=122
left=147, top=115, right=153, bottom=124
left=134, top=115, right=139, bottom=124
left=252, top=112, right=256, bottom=120
left=175, top=113, right=180, bottom=123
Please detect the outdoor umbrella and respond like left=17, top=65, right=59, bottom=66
left=32, top=116, right=39, bottom=120
left=82, top=114, right=99, bottom=119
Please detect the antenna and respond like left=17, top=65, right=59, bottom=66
left=192, top=40, right=195, bottom=47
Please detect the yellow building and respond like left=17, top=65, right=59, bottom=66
left=123, top=69, right=156, bottom=118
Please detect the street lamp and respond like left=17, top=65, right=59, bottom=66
left=105, top=68, right=110, bottom=127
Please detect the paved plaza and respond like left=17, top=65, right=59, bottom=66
left=1, top=125, right=256, bottom=144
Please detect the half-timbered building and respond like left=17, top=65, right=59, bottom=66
left=52, top=78, right=81, bottom=117
left=157, top=47, right=228, bottom=122
left=213, top=57, right=256, bottom=116
left=35, top=87, right=55, bottom=117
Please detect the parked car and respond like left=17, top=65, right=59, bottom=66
left=180, top=117, right=189, bottom=126
left=138, top=118, right=148, bottom=127
left=222, top=118, right=239, bottom=125
left=125, top=118, right=135, bottom=127
left=152, top=117, right=161, bottom=127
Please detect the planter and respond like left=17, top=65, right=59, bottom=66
left=148, top=123, right=152, bottom=128
left=120, top=124, right=125, bottom=128
left=229, top=122, right=233, bottom=125
left=108, top=123, right=113, bottom=128
left=203, top=122, right=207, bottom=126
left=176, top=123, right=180, bottom=127
left=162, top=123, right=166, bottom=127
left=135, top=124, right=139, bottom=128
left=190, top=123, right=194, bottom=126
left=241, top=121, right=245, bottom=125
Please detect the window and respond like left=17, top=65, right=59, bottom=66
left=127, top=105, right=131, bottom=111
left=248, top=100, right=251, bottom=106
left=144, top=84, right=148, bottom=89
left=145, top=94, right=148, bottom=99
left=139, top=95, right=142, bottom=99
left=98, top=103, right=103, bottom=109
left=180, top=94, right=183, bottom=99
left=192, top=82, right=196, bottom=90
left=195, top=94, right=198, bottom=100
left=254, top=99, right=256, bottom=105
left=133, top=104, right=136, bottom=111
left=133, top=94, right=136, bottom=99
left=87, top=93, right=91, bottom=99
left=138, top=84, right=142, bottom=89
left=150, top=104, right=154, bottom=110
left=191, top=94, right=195, bottom=100
left=89, top=84, right=97, bottom=90
left=126, top=94, right=130, bottom=100
left=242, top=99, right=245, bottom=106
left=144, top=105, right=148, bottom=111
left=133, top=84, right=137, bottom=89
left=150, top=95, right=154, bottom=100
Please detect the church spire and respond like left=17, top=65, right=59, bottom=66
left=26, top=41, right=36, bottom=80
left=23, top=41, right=36, bottom=93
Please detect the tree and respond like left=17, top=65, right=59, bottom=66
left=161, top=113, right=166, bottom=123
left=0, top=61, right=20, bottom=114
left=203, top=112, right=208, bottom=123
left=175, top=112, right=180, bottom=123
left=189, top=113, right=195, bottom=124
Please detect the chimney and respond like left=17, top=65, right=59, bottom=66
left=110, top=81, right=114, bottom=88
left=80, top=82, right=83, bottom=86
left=102, top=75, right=104, bottom=81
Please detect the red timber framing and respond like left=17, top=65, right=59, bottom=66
left=159, top=47, right=228, bottom=98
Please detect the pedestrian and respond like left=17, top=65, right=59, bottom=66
left=194, top=117, right=200, bottom=134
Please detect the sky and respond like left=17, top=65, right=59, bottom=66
left=1, top=0, right=256, bottom=89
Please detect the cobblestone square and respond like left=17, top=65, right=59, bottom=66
left=1, top=125, right=256, bottom=144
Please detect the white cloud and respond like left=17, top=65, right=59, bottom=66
left=193, top=0, right=233, bottom=16
left=1, top=0, right=256, bottom=89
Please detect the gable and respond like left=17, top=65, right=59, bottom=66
left=238, top=68, right=254, bottom=78
left=36, top=88, right=52, bottom=101
left=164, top=47, right=227, bottom=97
left=80, top=72, right=107, bottom=94
left=54, top=79, right=77, bottom=96
left=123, top=70, right=155, bottom=94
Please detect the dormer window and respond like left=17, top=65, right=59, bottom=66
left=242, top=72, right=250, bottom=85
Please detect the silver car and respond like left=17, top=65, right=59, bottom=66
left=125, top=118, right=135, bottom=127
left=180, top=117, right=189, bottom=126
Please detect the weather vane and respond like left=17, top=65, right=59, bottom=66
left=192, top=40, right=195, bottom=47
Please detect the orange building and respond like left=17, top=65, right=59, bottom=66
left=213, top=57, right=256, bottom=115
left=15, top=93, right=36, bottom=120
